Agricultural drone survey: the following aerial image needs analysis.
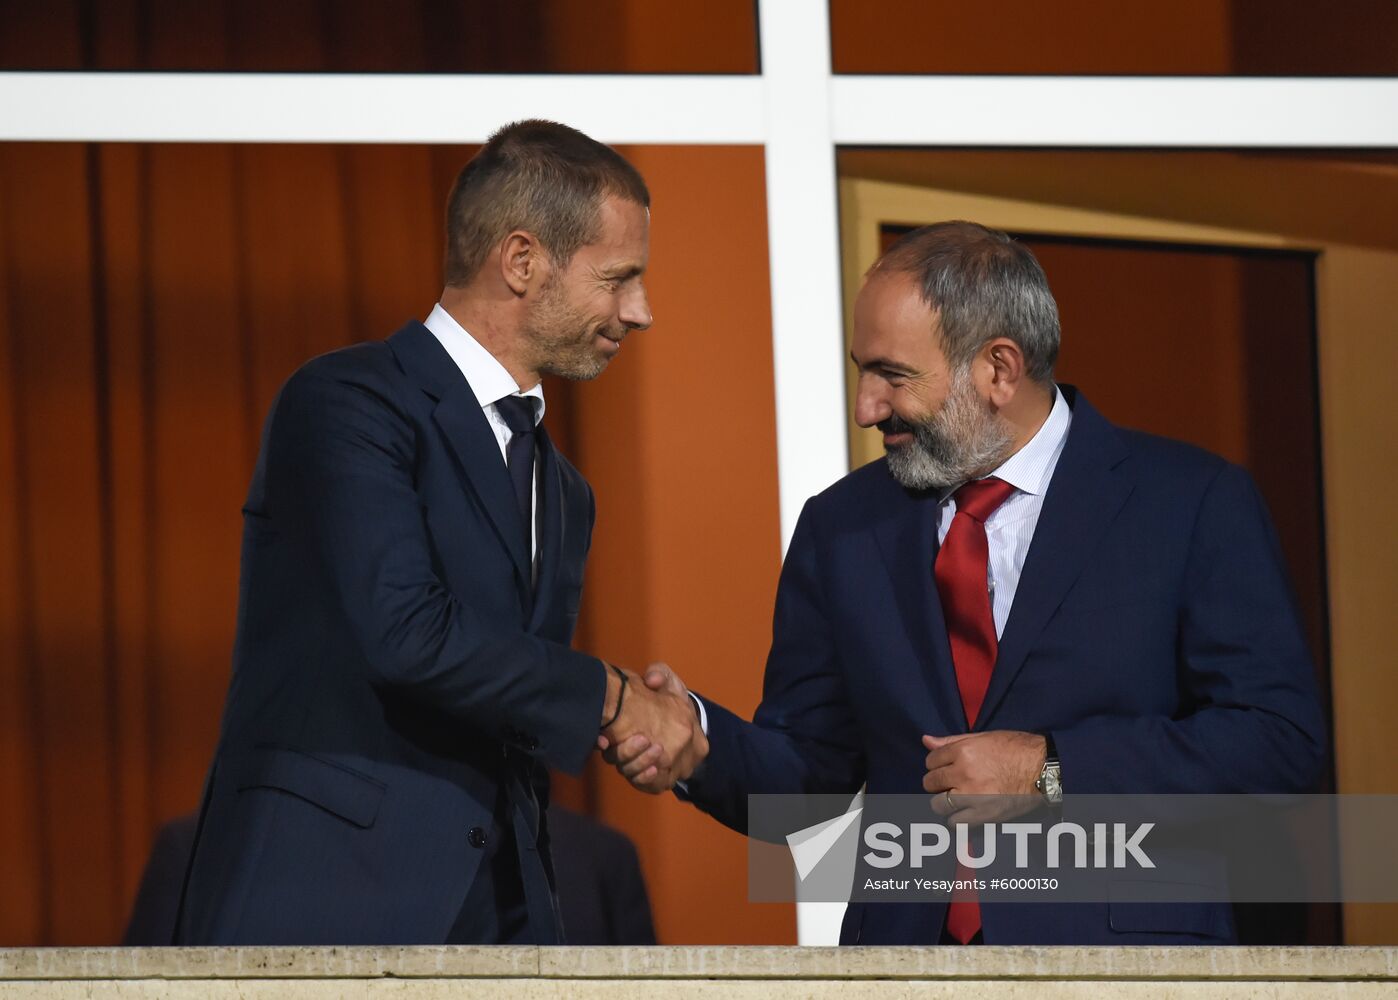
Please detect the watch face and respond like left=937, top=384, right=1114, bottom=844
left=1041, top=764, right=1063, bottom=803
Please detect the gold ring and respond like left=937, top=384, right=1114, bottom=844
left=944, top=790, right=957, bottom=811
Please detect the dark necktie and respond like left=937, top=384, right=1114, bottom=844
left=493, top=399, right=555, bottom=942
left=934, top=475, right=1016, bottom=945
left=495, top=395, right=537, bottom=556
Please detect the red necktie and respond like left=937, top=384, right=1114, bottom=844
left=934, top=476, right=1015, bottom=944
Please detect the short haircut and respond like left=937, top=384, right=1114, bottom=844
left=443, top=119, right=650, bottom=286
left=870, top=221, right=1060, bottom=382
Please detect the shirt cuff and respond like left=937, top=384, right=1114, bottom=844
left=689, top=692, right=709, bottom=735
left=675, top=693, right=709, bottom=796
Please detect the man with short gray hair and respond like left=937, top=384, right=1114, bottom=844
left=178, top=120, right=705, bottom=946
left=607, top=220, right=1325, bottom=945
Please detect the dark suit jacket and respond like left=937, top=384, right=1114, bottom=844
left=177, top=321, right=606, bottom=944
left=682, top=387, right=1326, bottom=945
left=130, top=808, right=656, bottom=946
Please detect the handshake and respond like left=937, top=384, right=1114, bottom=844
left=596, top=663, right=708, bottom=793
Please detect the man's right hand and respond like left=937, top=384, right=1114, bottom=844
left=597, top=663, right=707, bottom=793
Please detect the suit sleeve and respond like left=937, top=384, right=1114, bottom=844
left=1052, top=463, right=1327, bottom=794
left=266, top=370, right=606, bottom=774
left=679, top=501, right=866, bottom=833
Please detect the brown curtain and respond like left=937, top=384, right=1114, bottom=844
left=0, top=0, right=756, bottom=73
left=0, top=139, right=476, bottom=944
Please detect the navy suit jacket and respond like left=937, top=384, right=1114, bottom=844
left=683, top=387, right=1326, bottom=945
left=177, top=321, right=606, bottom=944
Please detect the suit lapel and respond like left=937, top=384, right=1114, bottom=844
left=388, top=323, right=532, bottom=604
left=431, top=388, right=532, bottom=592
left=872, top=488, right=970, bottom=734
left=976, top=389, right=1133, bottom=729
left=528, top=425, right=565, bottom=633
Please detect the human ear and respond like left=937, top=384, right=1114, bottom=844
left=981, top=337, right=1025, bottom=406
left=499, top=230, right=544, bottom=296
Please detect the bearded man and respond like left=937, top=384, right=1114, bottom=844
left=176, top=120, right=706, bottom=946
left=606, top=221, right=1325, bottom=946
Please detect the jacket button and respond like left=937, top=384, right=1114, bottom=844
left=468, top=826, right=487, bottom=849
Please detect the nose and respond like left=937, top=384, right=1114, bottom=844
left=620, top=281, right=653, bottom=331
left=853, top=376, right=891, bottom=429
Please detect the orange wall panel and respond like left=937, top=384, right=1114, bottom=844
left=571, top=145, right=793, bottom=945
left=829, top=0, right=1398, bottom=76
left=1030, top=241, right=1249, bottom=465
left=831, top=0, right=1231, bottom=75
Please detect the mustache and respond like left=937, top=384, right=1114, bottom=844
left=878, top=413, right=918, bottom=436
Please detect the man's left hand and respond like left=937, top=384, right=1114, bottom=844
left=922, top=730, right=1046, bottom=825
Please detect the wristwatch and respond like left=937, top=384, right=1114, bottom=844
left=1035, top=733, right=1063, bottom=805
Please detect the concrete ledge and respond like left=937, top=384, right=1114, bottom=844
left=2, top=946, right=1395, bottom=982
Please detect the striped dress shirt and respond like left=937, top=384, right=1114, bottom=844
left=937, top=386, right=1073, bottom=639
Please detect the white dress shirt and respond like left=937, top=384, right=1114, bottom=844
left=937, top=385, right=1072, bottom=639
left=423, top=303, right=545, bottom=567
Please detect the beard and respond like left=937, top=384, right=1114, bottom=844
left=522, top=273, right=625, bottom=382
left=882, top=369, right=1015, bottom=491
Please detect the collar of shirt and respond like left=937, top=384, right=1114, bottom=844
left=423, top=303, right=545, bottom=424
left=939, top=384, right=1073, bottom=505
left=987, top=383, right=1072, bottom=498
